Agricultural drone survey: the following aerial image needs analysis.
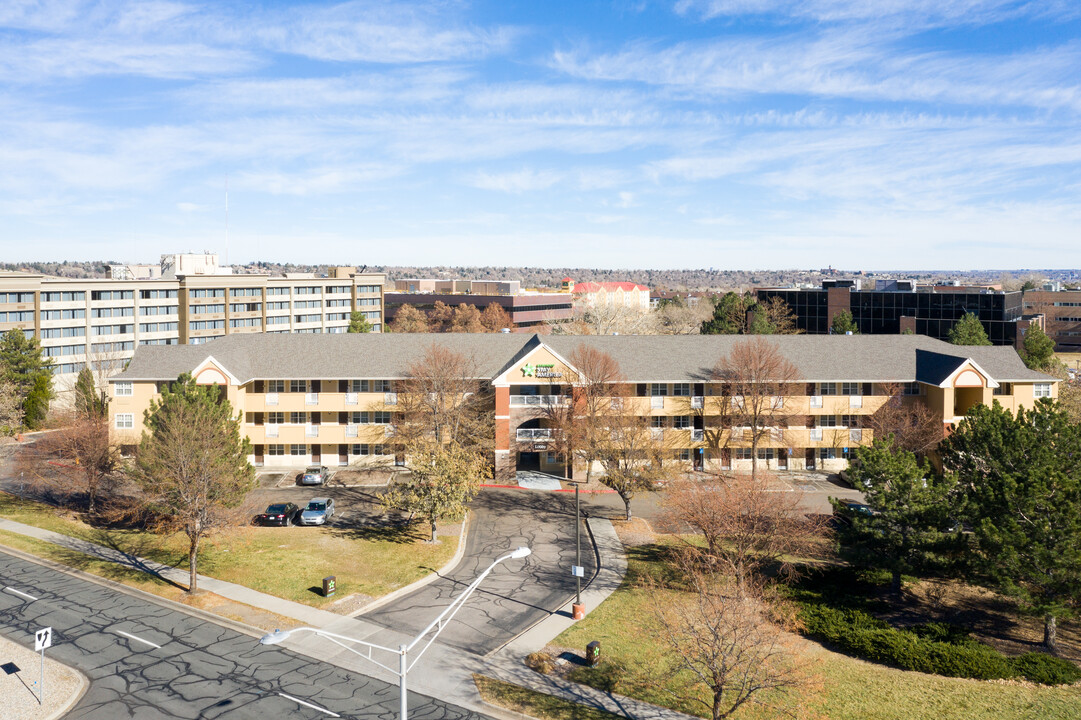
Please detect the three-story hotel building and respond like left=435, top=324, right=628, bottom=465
left=108, top=333, right=1057, bottom=479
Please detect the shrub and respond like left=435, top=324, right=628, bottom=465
left=798, top=604, right=1017, bottom=681
left=525, top=652, right=555, bottom=675
left=1011, top=652, right=1081, bottom=685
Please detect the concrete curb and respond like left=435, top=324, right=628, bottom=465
left=0, top=544, right=267, bottom=640
left=44, top=663, right=90, bottom=720
left=349, top=510, right=471, bottom=618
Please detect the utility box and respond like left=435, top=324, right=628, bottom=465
left=586, top=641, right=601, bottom=667
left=322, top=576, right=336, bottom=598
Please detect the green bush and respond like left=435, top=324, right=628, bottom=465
left=1010, top=652, right=1081, bottom=685
left=798, top=603, right=1018, bottom=681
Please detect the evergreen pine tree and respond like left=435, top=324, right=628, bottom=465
left=948, top=312, right=992, bottom=346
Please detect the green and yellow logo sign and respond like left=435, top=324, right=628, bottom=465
left=522, top=363, right=561, bottom=379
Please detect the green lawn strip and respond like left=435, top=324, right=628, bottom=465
left=473, top=675, right=628, bottom=720
left=0, top=491, right=458, bottom=606
left=0, top=528, right=191, bottom=602
left=552, top=544, right=1081, bottom=720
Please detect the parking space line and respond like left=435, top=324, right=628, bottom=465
left=277, top=693, right=341, bottom=717
left=4, top=586, right=38, bottom=601
left=114, top=629, right=162, bottom=649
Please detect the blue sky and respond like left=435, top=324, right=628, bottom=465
left=2, top=1, right=1079, bottom=270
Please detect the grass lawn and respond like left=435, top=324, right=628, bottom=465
left=0, top=492, right=458, bottom=607
left=551, top=545, right=1081, bottom=720
left=474, top=675, right=627, bottom=720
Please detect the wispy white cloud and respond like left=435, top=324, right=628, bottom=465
left=673, top=0, right=1080, bottom=26
left=466, top=168, right=564, bottom=193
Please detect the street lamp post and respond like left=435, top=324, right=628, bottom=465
left=259, top=546, right=531, bottom=720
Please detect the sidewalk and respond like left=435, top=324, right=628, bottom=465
left=0, top=513, right=687, bottom=720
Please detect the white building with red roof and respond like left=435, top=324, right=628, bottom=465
left=563, top=277, right=651, bottom=312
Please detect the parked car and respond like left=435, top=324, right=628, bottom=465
left=831, top=500, right=878, bottom=528
left=299, top=466, right=330, bottom=486
left=298, top=498, right=335, bottom=526
left=254, top=502, right=299, bottom=526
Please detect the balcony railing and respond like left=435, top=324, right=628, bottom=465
left=809, top=395, right=822, bottom=408
left=266, top=425, right=279, bottom=438
left=651, top=396, right=664, bottom=409
left=346, top=392, right=358, bottom=405
left=809, top=427, right=823, bottom=441
left=384, top=392, right=398, bottom=406
left=690, top=396, right=704, bottom=409
left=266, top=392, right=279, bottom=406
left=345, top=424, right=358, bottom=437
left=849, top=396, right=863, bottom=409
left=651, top=427, right=664, bottom=439
left=691, top=428, right=704, bottom=442
left=305, top=392, right=319, bottom=405
left=849, top=428, right=863, bottom=442
left=509, top=395, right=568, bottom=407
left=306, top=426, right=319, bottom=438
left=516, top=428, right=557, bottom=441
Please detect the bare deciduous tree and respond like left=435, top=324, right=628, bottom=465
left=652, top=555, right=813, bottom=720
left=550, top=299, right=656, bottom=335
left=712, top=338, right=800, bottom=479
left=0, top=378, right=20, bottom=435
left=390, top=304, right=430, bottom=333
left=598, top=409, right=672, bottom=520
left=660, top=473, right=827, bottom=582
left=863, top=383, right=943, bottom=457
left=34, top=415, right=118, bottom=517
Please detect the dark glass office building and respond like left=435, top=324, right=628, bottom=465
left=756, top=284, right=1025, bottom=346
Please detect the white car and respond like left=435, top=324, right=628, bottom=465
left=298, top=498, right=335, bottom=526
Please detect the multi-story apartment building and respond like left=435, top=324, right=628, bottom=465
left=0, top=264, right=384, bottom=395
left=108, top=333, right=1055, bottom=479
left=755, top=280, right=1038, bottom=348
left=1023, top=289, right=1081, bottom=353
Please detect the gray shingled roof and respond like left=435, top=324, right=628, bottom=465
left=113, top=332, right=1055, bottom=385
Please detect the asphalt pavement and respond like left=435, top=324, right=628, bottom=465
left=360, top=488, right=594, bottom=656
left=0, top=550, right=491, bottom=720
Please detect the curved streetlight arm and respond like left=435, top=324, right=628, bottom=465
left=261, top=627, right=402, bottom=676
left=403, top=546, right=530, bottom=669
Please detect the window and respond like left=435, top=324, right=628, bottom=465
left=229, top=318, right=262, bottom=328
left=190, top=304, right=225, bottom=315
left=357, top=285, right=382, bottom=294
left=267, top=444, right=285, bottom=456
left=819, top=382, right=837, bottom=396
left=267, top=412, right=284, bottom=424
left=294, top=314, right=321, bottom=324
left=140, top=289, right=177, bottom=300
left=189, top=289, right=225, bottom=299
left=115, top=381, right=133, bottom=396
left=267, top=315, right=290, bottom=325
left=290, top=444, right=308, bottom=456
left=289, top=412, right=306, bottom=424
left=676, top=449, right=691, bottom=461
left=41, top=291, right=85, bottom=303
left=903, top=382, right=922, bottom=395
left=650, top=383, right=667, bottom=396
left=0, top=311, right=34, bottom=323
left=139, top=338, right=178, bottom=346
left=139, top=322, right=177, bottom=333
left=267, top=301, right=289, bottom=311
left=840, top=382, right=860, bottom=396
left=356, top=297, right=380, bottom=306
left=139, top=305, right=177, bottom=316
left=325, top=299, right=351, bottom=307
left=42, top=327, right=85, bottom=338
left=293, top=300, right=321, bottom=309
left=290, top=380, right=307, bottom=393
left=91, top=307, right=133, bottom=318
left=0, top=292, right=35, bottom=303
left=326, top=285, right=351, bottom=294
left=267, top=287, right=290, bottom=296
left=672, top=383, right=690, bottom=397
left=294, top=286, right=321, bottom=295
left=42, top=309, right=85, bottom=320
left=92, top=341, right=134, bottom=354
left=673, top=415, right=691, bottom=429
left=114, top=413, right=134, bottom=429
left=352, top=444, right=388, bottom=455
left=1034, top=383, right=1053, bottom=398
left=44, top=344, right=83, bottom=357
left=735, top=448, right=753, bottom=460
left=267, top=380, right=285, bottom=393
left=91, top=290, right=133, bottom=301
left=230, top=287, right=262, bottom=297
left=360, top=411, right=392, bottom=424
left=93, top=324, right=133, bottom=336
left=757, top=448, right=775, bottom=460
left=230, top=302, right=263, bottom=313
left=188, top=320, right=224, bottom=331
left=993, top=382, right=1012, bottom=396
left=651, top=416, right=667, bottom=428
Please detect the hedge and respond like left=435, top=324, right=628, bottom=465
left=798, top=603, right=1079, bottom=684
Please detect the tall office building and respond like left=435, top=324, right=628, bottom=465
left=0, top=255, right=384, bottom=396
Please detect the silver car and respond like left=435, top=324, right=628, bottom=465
left=299, top=465, right=330, bottom=486
left=298, top=498, right=335, bottom=526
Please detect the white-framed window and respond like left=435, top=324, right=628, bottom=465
left=672, top=383, right=690, bottom=397
left=673, top=415, right=691, bottom=429
left=289, top=412, right=306, bottom=424
left=819, top=382, right=837, bottom=396
left=650, top=383, right=667, bottom=396
left=290, top=380, right=307, bottom=393
left=840, top=382, right=860, bottom=396
left=267, top=444, right=285, bottom=456
left=267, top=380, right=285, bottom=393
left=903, top=382, right=922, bottom=396
left=114, top=381, right=133, bottom=397
left=651, top=416, right=667, bottom=428
left=290, top=444, right=308, bottom=456
left=114, top=413, right=134, bottom=429
left=267, top=412, right=284, bottom=424
left=1034, top=383, right=1052, bottom=398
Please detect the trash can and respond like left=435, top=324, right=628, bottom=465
left=586, top=641, right=601, bottom=667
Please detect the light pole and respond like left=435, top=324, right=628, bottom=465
left=259, top=546, right=531, bottom=720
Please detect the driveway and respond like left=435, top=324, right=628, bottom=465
left=360, top=487, right=593, bottom=656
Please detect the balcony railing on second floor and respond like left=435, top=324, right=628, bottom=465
left=809, top=427, right=823, bottom=441
left=305, top=425, right=319, bottom=438
left=266, top=392, right=279, bottom=406
left=516, top=428, right=558, bottom=441
left=305, top=392, right=319, bottom=405
left=510, top=395, right=568, bottom=407
left=849, top=428, right=863, bottom=442
left=691, top=428, right=704, bottom=442
left=690, top=396, right=704, bottom=409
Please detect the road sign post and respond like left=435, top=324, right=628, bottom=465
left=34, top=627, right=52, bottom=705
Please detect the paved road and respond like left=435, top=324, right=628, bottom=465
left=0, top=551, right=490, bottom=720
left=361, top=488, right=593, bottom=656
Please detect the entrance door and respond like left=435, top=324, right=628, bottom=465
left=693, top=448, right=704, bottom=471
left=312, top=444, right=321, bottom=463
left=517, top=451, right=540, bottom=470
left=778, top=449, right=788, bottom=470
left=805, top=448, right=816, bottom=470
left=338, top=444, right=348, bottom=466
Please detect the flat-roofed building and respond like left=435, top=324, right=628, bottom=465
left=108, top=333, right=1056, bottom=479
left=0, top=267, right=385, bottom=396
left=1023, top=289, right=1081, bottom=353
